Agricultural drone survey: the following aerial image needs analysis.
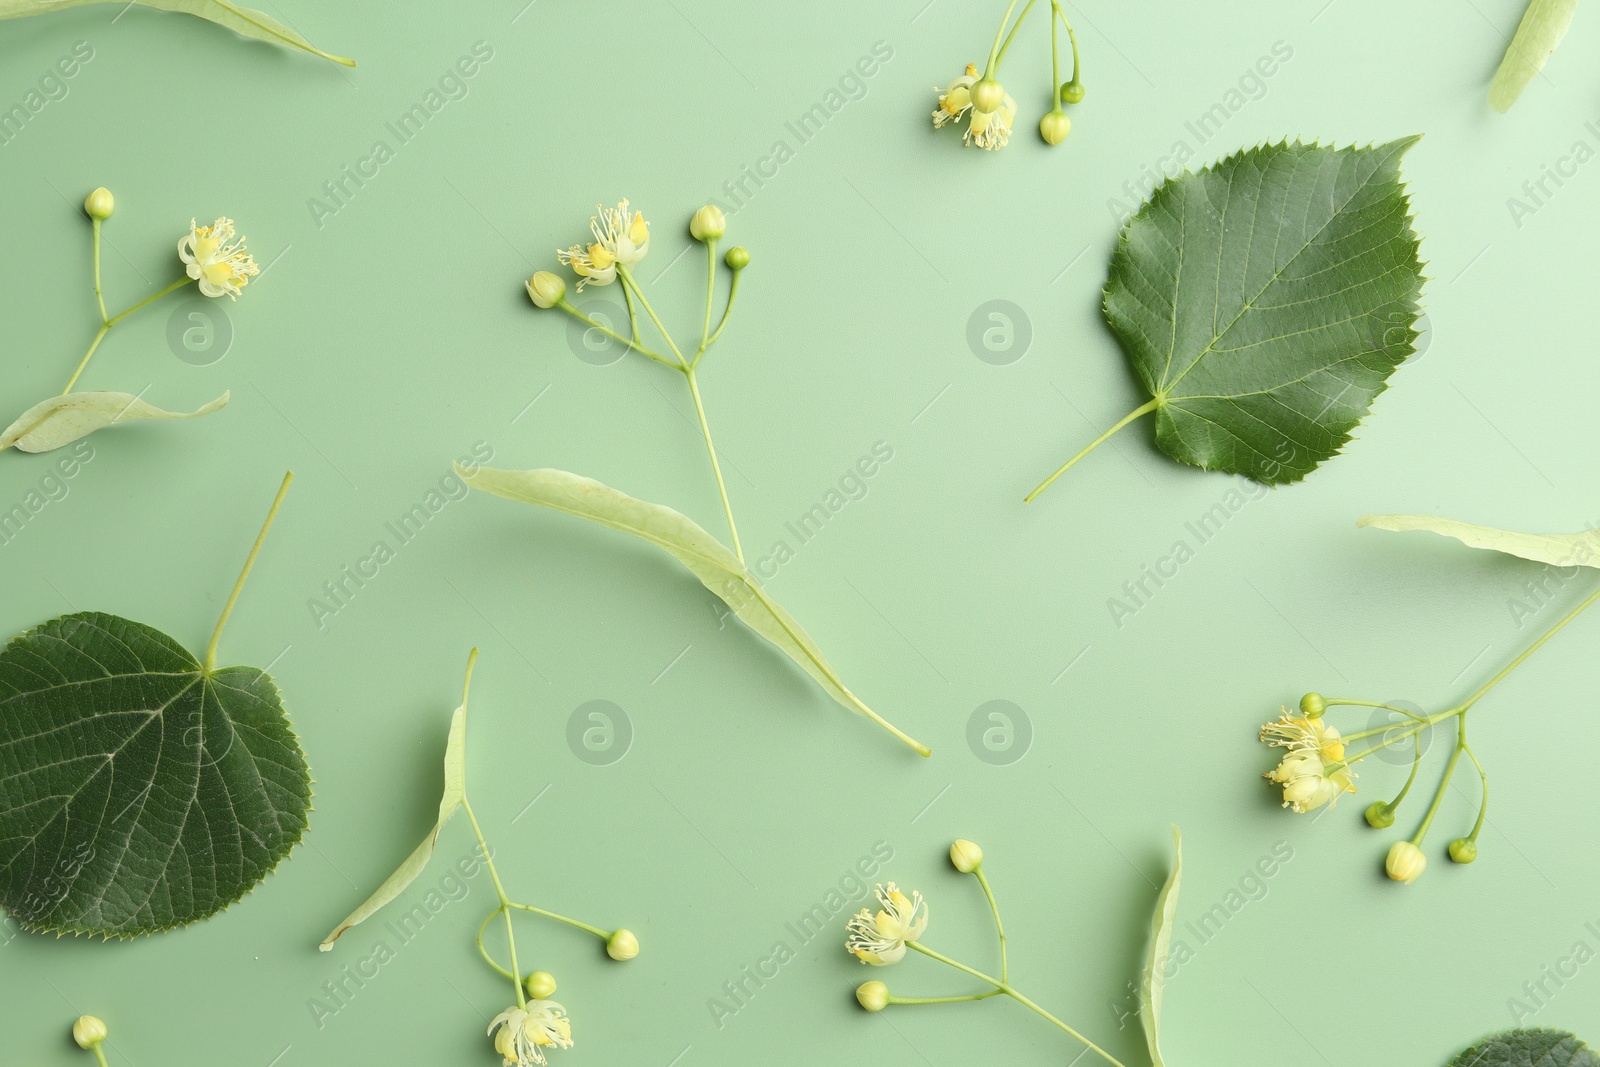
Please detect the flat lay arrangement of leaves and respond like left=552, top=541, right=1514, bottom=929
left=1489, top=0, right=1578, bottom=112
left=476, top=202, right=930, bottom=757
left=0, top=473, right=307, bottom=937
left=1, top=189, right=258, bottom=454
left=1260, top=514, right=1600, bottom=884
left=845, top=832, right=1182, bottom=1067
left=931, top=0, right=1085, bottom=149
left=320, top=650, right=636, bottom=1066
left=0, top=0, right=353, bottom=66
left=1026, top=138, right=1425, bottom=500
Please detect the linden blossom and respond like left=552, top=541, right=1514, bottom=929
left=306, top=41, right=495, bottom=230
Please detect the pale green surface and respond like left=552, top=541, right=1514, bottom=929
left=2, top=1, right=1598, bottom=1064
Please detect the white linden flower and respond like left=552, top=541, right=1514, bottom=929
left=966, top=92, right=1018, bottom=150
left=932, top=64, right=979, bottom=128
left=846, top=882, right=928, bottom=966
left=488, top=1001, right=573, bottom=1067
left=556, top=199, right=650, bottom=289
left=1261, top=713, right=1356, bottom=813
left=178, top=217, right=259, bottom=299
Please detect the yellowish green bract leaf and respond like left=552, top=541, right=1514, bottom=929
left=1489, top=0, right=1578, bottom=112
left=1139, top=826, right=1182, bottom=1067
left=0, top=0, right=354, bottom=66
left=1358, top=514, right=1600, bottom=569
left=457, top=465, right=931, bottom=757
left=0, top=612, right=310, bottom=938
left=1099, top=139, right=1424, bottom=485
left=0, top=390, right=229, bottom=453
left=320, top=686, right=469, bottom=950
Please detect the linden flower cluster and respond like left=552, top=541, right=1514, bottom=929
left=846, top=840, right=1131, bottom=1067
left=1260, top=711, right=1355, bottom=813
left=932, top=0, right=1085, bottom=151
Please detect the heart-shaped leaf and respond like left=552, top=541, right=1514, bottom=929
left=1359, top=514, right=1600, bottom=568
left=1489, top=0, right=1578, bottom=112
left=1, top=390, right=229, bottom=453
left=1029, top=139, right=1425, bottom=499
left=320, top=652, right=473, bottom=950
left=1447, top=1029, right=1598, bottom=1067
left=0, top=473, right=306, bottom=938
left=0, top=613, right=309, bottom=937
left=0, top=0, right=354, bottom=66
left=457, top=464, right=930, bottom=757
left=1139, top=826, right=1182, bottom=1067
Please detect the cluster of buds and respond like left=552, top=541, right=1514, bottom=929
left=931, top=0, right=1086, bottom=151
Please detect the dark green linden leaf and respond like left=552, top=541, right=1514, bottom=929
left=1102, top=138, right=1425, bottom=485
left=1446, top=1029, right=1599, bottom=1067
left=0, top=611, right=310, bottom=938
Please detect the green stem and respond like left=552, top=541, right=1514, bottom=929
left=887, top=989, right=1005, bottom=1005
left=973, top=867, right=1008, bottom=982
left=90, top=1046, right=109, bottom=1067
left=1326, top=699, right=1423, bottom=718
left=464, top=798, right=524, bottom=1007
left=985, top=0, right=1022, bottom=75
left=1026, top=399, right=1159, bottom=502
left=698, top=269, right=742, bottom=360
left=204, top=471, right=293, bottom=673
left=506, top=901, right=610, bottom=940
left=1385, top=731, right=1425, bottom=813
left=1461, top=740, right=1489, bottom=843
left=993, top=0, right=1039, bottom=71
left=477, top=909, right=516, bottom=979
left=618, top=267, right=689, bottom=368
left=62, top=276, right=191, bottom=394
left=1410, top=722, right=1466, bottom=847
left=906, top=941, right=1126, bottom=1067
left=1048, top=0, right=1060, bottom=91
left=700, top=238, right=718, bottom=352
left=684, top=367, right=744, bottom=564
left=1057, top=3, right=1082, bottom=84
left=91, top=218, right=108, bottom=324
left=555, top=298, right=674, bottom=367
left=1458, top=582, right=1600, bottom=712
left=621, top=280, right=643, bottom=348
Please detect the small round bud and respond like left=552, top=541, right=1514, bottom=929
left=83, top=188, right=114, bottom=221
left=856, top=979, right=890, bottom=1012
left=525, top=970, right=558, bottom=999
left=1385, top=840, right=1427, bottom=885
left=1448, top=838, right=1478, bottom=864
left=1039, top=110, right=1071, bottom=145
left=724, top=246, right=750, bottom=271
left=606, top=928, right=639, bottom=961
left=949, top=839, right=984, bottom=873
left=970, top=77, right=1005, bottom=114
left=1059, top=80, right=1085, bottom=105
left=690, top=205, right=727, bottom=242
left=1299, top=693, right=1327, bottom=718
left=72, top=1016, right=107, bottom=1049
left=526, top=270, right=566, bottom=309
left=1364, top=802, right=1394, bottom=829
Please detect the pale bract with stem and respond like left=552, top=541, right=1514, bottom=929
left=319, top=649, right=636, bottom=1066
left=845, top=834, right=1183, bottom=1067
left=1, top=191, right=260, bottom=454
left=931, top=0, right=1084, bottom=151
left=472, top=200, right=930, bottom=757
left=1260, top=512, right=1600, bottom=886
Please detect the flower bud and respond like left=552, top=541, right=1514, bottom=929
left=83, top=188, right=114, bottom=221
left=606, top=928, right=640, bottom=961
left=1299, top=693, right=1326, bottom=718
left=723, top=246, right=750, bottom=271
left=970, top=77, right=1005, bottom=114
left=690, top=204, right=727, bottom=242
left=1060, top=80, right=1085, bottom=105
left=1364, top=801, right=1394, bottom=829
left=1448, top=838, right=1478, bottom=864
left=526, top=270, right=566, bottom=309
left=525, top=970, right=558, bottom=999
left=855, top=979, right=889, bottom=1012
left=1385, top=840, right=1427, bottom=885
left=949, top=839, right=984, bottom=873
left=72, top=1015, right=107, bottom=1049
left=1039, top=110, right=1071, bottom=145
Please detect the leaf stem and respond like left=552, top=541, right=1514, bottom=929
left=204, top=471, right=293, bottom=673
left=906, top=941, right=1126, bottom=1067
left=1026, top=398, right=1159, bottom=502
left=211, top=0, right=355, bottom=65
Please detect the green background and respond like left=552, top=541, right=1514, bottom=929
left=3, top=0, right=1598, bottom=1063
